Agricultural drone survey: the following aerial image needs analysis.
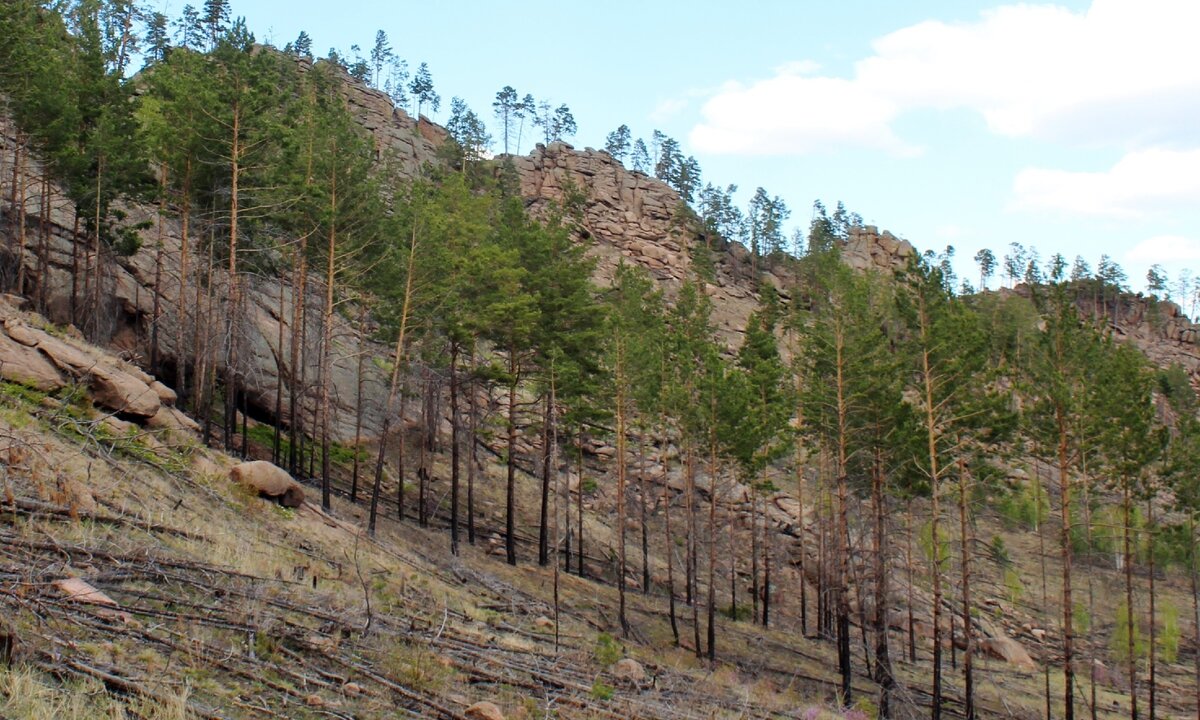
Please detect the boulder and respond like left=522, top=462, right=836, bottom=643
left=149, top=380, right=177, bottom=406
left=146, top=405, right=201, bottom=436
left=53, top=577, right=130, bottom=623
left=230, top=460, right=306, bottom=508
left=465, top=701, right=506, bottom=720
left=87, top=365, right=161, bottom=417
left=980, top=636, right=1036, bottom=671
left=612, top=657, right=646, bottom=683
left=0, top=332, right=64, bottom=391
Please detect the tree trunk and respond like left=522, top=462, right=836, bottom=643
left=640, top=436, right=650, bottom=595
left=449, top=343, right=460, bottom=555
left=1034, top=460, right=1053, bottom=720
left=70, top=209, right=80, bottom=327
left=664, top=467, right=679, bottom=646
left=873, top=448, right=894, bottom=719
left=319, top=164, right=337, bottom=512
left=1125, top=476, right=1138, bottom=720
left=797, top=419, right=808, bottom=636
left=958, top=456, right=974, bottom=720
left=762, top=502, right=771, bottom=629
left=1189, top=514, right=1198, bottom=720
left=269, top=264, right=285, bottom=466
left=907, top=502, right=916, bottom=663
left=369, top=224, right=417, bottom=537
left=176, top=160, right=192, bottom=407
left=224, top=102, right=242, bottom=454
left=836, top=323, right=853, bottom=706
left=577, top=430, right=585, bottom=577
left=150, top=164, right=166, bottom=376
left=288, top=237, right=308, bottom=476
left=350, top=304, right=366, bottom=502
left=418, top=368, right=430, bottom=527
left=615, top=345, right=629, bottom=635
left=467, top=365, right=478, bottom=545
left=687, top=444, right=701, bottom=657
left=505, top=350, right=519, bottom=566
left=707, top=397, right=719, bottom=660
left=37, top=174, right=48, bottom=314
left=14, top=139, right=26, bottom=296
left=751, top=493, right=760, bottom=624
left=539, top=392, right=552, bottom=566
left=1057, top=406, right=1075, bottom=720
left=1147, top=499, right=1156, bottom=720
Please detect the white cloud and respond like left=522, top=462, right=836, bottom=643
left=1011, top=147, right=1200, bottom=217
left=1126, top=235, right=1200, bottom=264
left=936, top=224, right=964, bottom=240
left=691, top=0, right=1200, bottom=155
left=689, top=69, right=919, bottom=156
left=650, top=97, right=689, bottom=123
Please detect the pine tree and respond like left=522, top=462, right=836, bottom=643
left=629, top=139, right=650, bottom=174
left=408, top=62, right=440, bottom=119
left=492, top=86, right=519, bottom=155
left=369, top=30, right=392, bottom=88
left=604, top=124, right=631, bottom=162
left=201, top=0, right=229, bottom=49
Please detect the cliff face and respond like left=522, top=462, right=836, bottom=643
left=3, top=67, right=1196, bottom=450
left=0, top=112, right=391, bottom=442
left=512, top=141, right=783, bottom=348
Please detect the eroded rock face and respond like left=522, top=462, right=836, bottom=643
left=510, top=143, right=774, bottom=350
left=841, top=225, right=916, bottom=274
left=0, top=296, right=161, bottom=417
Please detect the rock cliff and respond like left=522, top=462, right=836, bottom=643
left=3, top=67, right=1196, bottom=451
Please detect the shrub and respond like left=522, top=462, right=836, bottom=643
left=590, top=680, right=614, bottom=701
left=593, top=632, right=621, bottom=666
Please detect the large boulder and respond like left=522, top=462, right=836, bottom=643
left=612, top=657, right=646, bottom=683
left=9, top=321, right=160, bottom=417
left=0, top=331, right=64, bottom=391
left=465, top=701, right=505, bottom=720
left=979, top=636, right=1036, bottom=671
left=230, top=460, right=306, bottom=508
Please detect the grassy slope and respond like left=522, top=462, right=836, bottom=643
left=0, top=374, right=1196, bottom=719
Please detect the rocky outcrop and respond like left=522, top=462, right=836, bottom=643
left=512, top=143, right=773, bottom=349
left=0, top=295, right=162, bottom=418
left=840, top=225, right=916, bottom=274
left=318, top=61, right=448, bottom=181
left=1009, top=284, right=1200, bottom=384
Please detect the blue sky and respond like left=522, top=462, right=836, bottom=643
left=159, top=0, right=1200, bottom=301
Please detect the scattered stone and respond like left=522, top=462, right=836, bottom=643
left=230, top=460, right=306, bottom=508
left=465, top=701, right=506, bottom=720
left=342, top=682, right=363, bottom=697
left=534, top=616, right=554, bottom=630
left=53, top=577, right=130, bottom=623
left=305, top=694, right=324, bottom=707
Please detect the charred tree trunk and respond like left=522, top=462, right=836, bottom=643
left=350, top=304, right=367, bottom=502
left=664, top=466, right=679, bottom=646
left=505, top=351, right=519, bottom=566
left=539, top=392, right=552, bottom=566
left=449, top=342, right=461, bottom=555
